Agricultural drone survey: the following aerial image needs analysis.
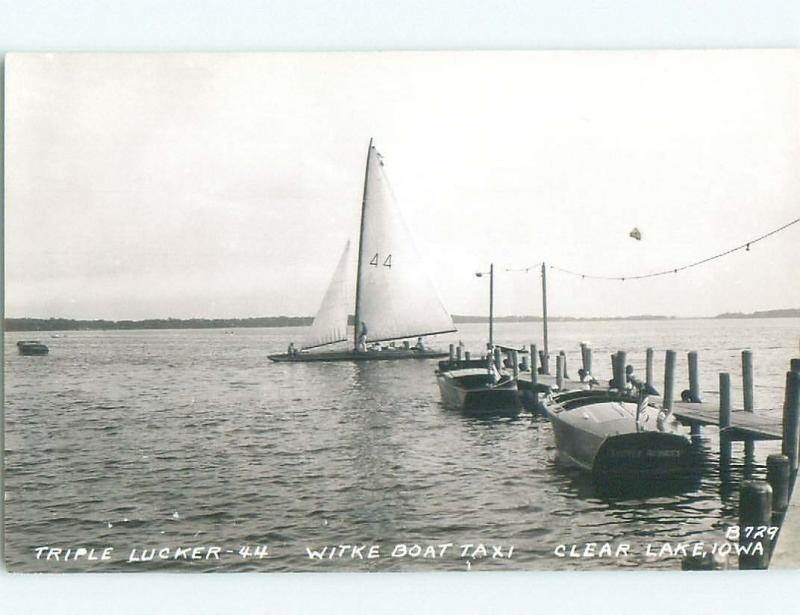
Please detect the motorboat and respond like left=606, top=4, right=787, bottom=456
left=16, top=340, right=49, bottom=356
left=436, top=355, right=521, bottom=415
left=544, top=377, right=690, bottom=480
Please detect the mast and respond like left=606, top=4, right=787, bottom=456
left=353, top=138, right=373, bottom=351
left=489, top=263, right=494, bottom=347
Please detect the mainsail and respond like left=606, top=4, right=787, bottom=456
left=302, top=241, right=353, bottom=350
left=353, top=142, right=456, bottom=345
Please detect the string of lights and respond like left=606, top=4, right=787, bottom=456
left=507, top=215, right=800, bottom=281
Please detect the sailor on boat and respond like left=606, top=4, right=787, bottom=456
left=357, top=322, right=368, bottom=352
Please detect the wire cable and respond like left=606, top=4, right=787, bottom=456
left=509, top=215, right=800, bottom=281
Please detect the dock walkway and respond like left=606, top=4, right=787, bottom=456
left=516, top=372, right=782, bottom=441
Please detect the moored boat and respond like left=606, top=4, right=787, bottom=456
left=16, top=340, right=49, bottom=356
left=436, top=356, right=521, bottom=415
left=544, top=380, right=691, bottom=480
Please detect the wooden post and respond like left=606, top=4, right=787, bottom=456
left=456, top=345, right=462, bottom=362
left=539, top=350, right=548, bottom=376
left=449, top=344, right=455, bottom=362
left=531, top=344, right=539, bottom=385
left=614, top=351, right=627, bottom=391
left=464, top=351, right=471, bottom=362
left=610, top=352, right=618, bottom=387
left=719, top=372, right=732, bottom=468
left=512, top=351, right=519, bottom=379
left=783, top=370, right=800, bottom=472
left=581, top=343, right=593, bottom=380
left=663, top=350, right=676, bottom=413
left=541, top=262, right=549, bottom=375
left=520, top=349, right=529, bottom=372
left=556, top=354, right=564, bottom=390
left=766, top=454, right=790, bottom=513
left=738, top=480, right=773, bottom=570
left=742, top=350, right=755, bottom=461
left=687, top=351, right=701, bottom=403
left=494, top=347, right=502, bottom=372
left=645, top=347, right=654, bottom=390
left=791, top=358, right=800, bottom=374
left=559, top=350, right=569, bottom=380
left=742, top=351, right=754, bottom=412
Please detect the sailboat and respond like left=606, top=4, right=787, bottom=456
left=268, top=139, right=456, bottom=362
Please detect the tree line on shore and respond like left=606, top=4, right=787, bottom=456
left=5, top=308, right=797, bottom=332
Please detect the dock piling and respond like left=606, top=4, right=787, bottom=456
left=782, top=370, right=800, bottom=472
left=663, top=350, right=676, bottom=413
left=449, top=344, right=455, bottom=363
left=556, top=354, right=564, bottom=390
left=766, top=454, right=790, bottom=513
left=520, top=350, right=529, bottom=372
left=464, top=351, right=471, bottom=362
left=456, top=345, right=462, bottom=362
left=494, top=347, right=502, bottom=372
left=559, top=350, right=569, bottom=380
left=580, top=343, right=593, bottom=381
left=743, top=351, right=755, bottom=461
left=531, top=345, right=539, bottom=385
left=645, top=347, right=654, bottom=390
left=719, top=372, right=732, bottom=468
left=742, top=351, right=754, bottom=412
left=738, top=480, right=773, bottom=570
left=512, top=351, right=519, bottom=379
left=613, top=351, right=627, bottom=391
left=683, top=351, right=702, bottom=403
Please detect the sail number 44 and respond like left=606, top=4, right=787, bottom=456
left=369, top=253, right=392, bottom=268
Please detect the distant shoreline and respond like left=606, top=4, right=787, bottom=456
left=4, top=309, right=798, bottom=332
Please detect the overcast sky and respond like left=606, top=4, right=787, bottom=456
left=5, top=50, right=799, bottom=320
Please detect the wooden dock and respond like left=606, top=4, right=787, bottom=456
left=490, top=342, right=800, bottom=570
left=516, top=371, right=783, bottom=441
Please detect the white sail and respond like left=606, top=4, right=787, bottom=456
left=302, top=241, right=353, bottom=350
left=354, top=143, right=456, bottom=344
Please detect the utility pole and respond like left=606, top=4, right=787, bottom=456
left=541, top=262, right=549, bottom=374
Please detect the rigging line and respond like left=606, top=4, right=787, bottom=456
left=523, top=215, right=800, bottom=281
left=505, top=263, right=543, bottom=273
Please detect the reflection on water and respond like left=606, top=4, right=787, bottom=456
left=3, top=318, right=797, bottom=571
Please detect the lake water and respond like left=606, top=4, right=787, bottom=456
left=3, top=318, right=799, bottom=572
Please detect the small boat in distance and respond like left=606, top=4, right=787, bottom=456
left=436, top=354, right=521, bottom=415
left=544, top=376, right=691, bottom=480
left=269, top=139, right=456, bottom=363
left=17, top=340, right=49, bottom=356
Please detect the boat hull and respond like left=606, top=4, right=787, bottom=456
left=268, top=349, right=449, bottom=362
left=546, top=393, right=691, bottom=480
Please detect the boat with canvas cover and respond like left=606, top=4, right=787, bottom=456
left=544, top=376, right=691, bottom=480
left=434, top=264, right=520, bottom=414
left=268, top=140, right=456, bottom=362
left=436, top=355, right=521, bottom=415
